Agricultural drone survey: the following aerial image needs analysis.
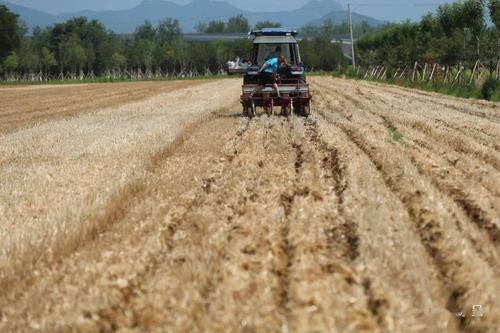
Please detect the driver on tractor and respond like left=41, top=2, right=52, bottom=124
left=250, top=56, right=288, bottom=98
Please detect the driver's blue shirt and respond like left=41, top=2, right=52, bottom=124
left=263, top=57, right=278, bottom=73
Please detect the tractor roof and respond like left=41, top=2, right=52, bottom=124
left=250, top=29, right=299, bottom=44
left=250, top=28, right=298, bottom=37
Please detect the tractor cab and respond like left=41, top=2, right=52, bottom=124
left=244, top=28, right=306, bottom=84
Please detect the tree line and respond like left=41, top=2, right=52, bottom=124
left=356, top=0, right=500, bottom=68
left=194, top=14, right=282, bottom=33
left=0, top=6, right=349, bottom=80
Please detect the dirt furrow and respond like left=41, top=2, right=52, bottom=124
left=314, top=81, right=500, bottom=269
left=310, top=101, right=459, bottom=331
left=0, top=109, right=247, bottom=332
left=0, top=81, right=204, bottom=134
left=315, top=79, right=500, bottom=173
left=343, top=78, right=500, bottom=122
left=349, top=81, right=500, bottom=149
left=314, top=85, right=499, bottom=332
left=363, top=89, right=500, bottom=243
left=282, top=118, right=380, bottom=333
left=198, top=117, right=297, bottom=332
left=314, top=79, right=500, bottom=220
left=0, top=80, right=240, bottom=290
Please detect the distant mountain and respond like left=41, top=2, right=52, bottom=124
left=1, top=0, right=381, bottom=33
left=0, top=0, right=56, bottom=27
left=305, top=10, right=385, bottom=27
left=300, top=0, right=343, bottom=11
left=245, top=0, right=346, bottom=30
left=64, top=0, right=249, bottom=33
left=5, top=0, right=141, bottom=14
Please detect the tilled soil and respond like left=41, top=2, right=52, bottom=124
left=0, top=80, right=203, bottom=134
left=0, top=77, right=498, bottom=332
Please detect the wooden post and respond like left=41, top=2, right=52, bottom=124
left=399, top=65, right=408, bottom=79
left=412, top=62, right=418, bottom=82
left=469, top=60, right=479, bottom=84
left=429, top=63, right=437, bottom=82
left=348, top=3, right=356, bottom=68
left=369, top=66, right=376, bottom=79
left=422, top=63, right=428, bottom=81
left=393, top=68, right=400, bottom=79
left=380, top=68, right=387, bottom=80
left=453, top=66, right=463, bottom=85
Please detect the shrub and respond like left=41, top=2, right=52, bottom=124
left=481, top=77, right=499, bottom=101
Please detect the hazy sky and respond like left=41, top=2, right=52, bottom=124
left=8, top=0, right=455, bottom=21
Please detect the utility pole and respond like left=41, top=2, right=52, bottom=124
left=476, top=35, right=480, bottom=60
left=497, top=36, right=500, bottom=62
left=463, top=28, right=467, bottom=65
left=348, top=3, right=356, bottom=68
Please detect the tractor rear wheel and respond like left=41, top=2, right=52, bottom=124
left=246, top=102, right=256, bottom=118
left=302, top=102, right=311, bottom=117
left=282, top=103, right=292, bottom=117
left=247, top=101, right=256, bottom=118
left=264, top=99, right=273, bottom=116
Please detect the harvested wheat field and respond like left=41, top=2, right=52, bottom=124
left=0, top=77, right=499, bottom=333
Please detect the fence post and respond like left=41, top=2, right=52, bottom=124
left=422, top=63, right=427, bottom=81
left=469, top=60, right=479, bottom=84
left=428, top=63, right=437, bottom=82
left=412, top=62, right=418, bottom=82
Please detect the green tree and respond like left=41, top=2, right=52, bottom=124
left=437, top=2, right=463, bottom=35
left=488, top=0, right=500, bottom=30
left=157, top=18, right=182, bottom=44
left=59, top=35, right=87, bottom=72
left=254, top=21, right=282, bottom=30
left=299, top=37, right=346, bottom=70
left=49, top=17, right=108, bottom=72
left=40, top=47, right=57, bottom=71
left=111, top=52, right=126, bottom=70
left=206, top=20, right=226, bottom=33
left=226, top=15, right=250, bottom=33
left=99, top=36, right=125, bottom=71
left=0, top=5, right=21, bottom=63
left=135, top=21, right=156, bottom=41
left=319, top=18, right=336, bottom=38
left=461, top=0, right=485, bottom=36
left=18, top=40, right=39, bottom=72
left=130, top=39, right=155, bottom=71
left=488, top=0, right=500, bottom=61
left=169, top=38, right=188, bottom=71
left=3, top=52, right=18, bottom=72
left=195, top=21, right=208, bottom=33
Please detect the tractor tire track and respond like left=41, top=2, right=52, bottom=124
left=316, top=79, right=500, bottom=220
left=346, top=78, right=500, bottom=122
left=315, top=79, right=500, bottom=173
left=315, top=80, right=500, bottom=239
left=314, top=81, right=500, bottom=333
left=310, top=102, right=455, bottom=332
left=352, top=82, right=500, bottom=149
left=315, top=81, right=500, bottom=271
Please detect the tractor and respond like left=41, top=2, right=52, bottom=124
left=240, top=28, right=312, bottom=118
